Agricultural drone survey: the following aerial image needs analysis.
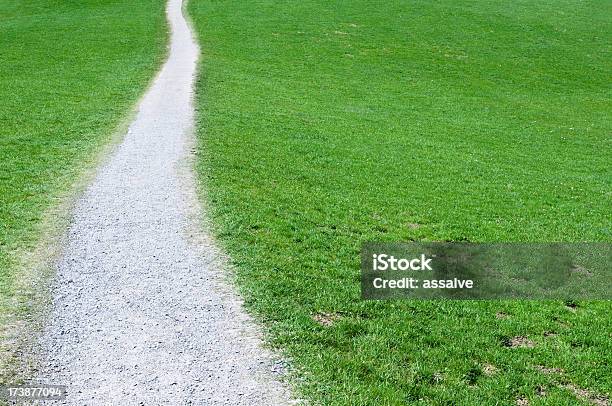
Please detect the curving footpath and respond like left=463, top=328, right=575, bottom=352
left=38, top=0, right=292, bottom=404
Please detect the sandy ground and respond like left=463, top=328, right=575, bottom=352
left=36, top=0, right=292, bottom=404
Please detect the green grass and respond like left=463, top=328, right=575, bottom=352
left=0, top=0, right=166, bottom=361
left=189, top=0, right=611, bottom=404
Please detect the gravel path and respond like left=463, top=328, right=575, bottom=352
left=37, top=1, right=292, bottom=404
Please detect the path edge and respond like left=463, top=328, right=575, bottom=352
left=180, top=0, right=299, bottom=403
left=0, top=12, right=172, bottom=386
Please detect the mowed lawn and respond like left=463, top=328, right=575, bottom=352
left=0, top=0, right=166, bottom=368
left=189, top=0, right=611, bottom=404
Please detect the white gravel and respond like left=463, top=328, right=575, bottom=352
left=37, top=0, right=293, bottom=404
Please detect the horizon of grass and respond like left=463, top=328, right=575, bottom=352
left=189, top=0, right=611, bottom=404
left=0, top=0, right=167, bottom=378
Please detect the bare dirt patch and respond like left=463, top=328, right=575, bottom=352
left=482, top=364, right=498, bottom=376
left=563, top=383, right=609, bottom=406
left=503, top=336, right=535, bottom=348
left=535, top=365, right=564, bottom=375
left=312, top=312, right=341, bottom=327
left=516, top=396, right=530, bottom=405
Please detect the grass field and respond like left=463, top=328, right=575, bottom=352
left=189, top=0, right=611, bottom=404
left=0, top=0, right=166, bottom=371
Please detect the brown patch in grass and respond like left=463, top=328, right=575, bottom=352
left=536, top=385, right=547, bottom=397
left=564, top=300, right=579, bottom=313
left=535, top=365, right=564, bottom=374
left=543, top=331, right=558, bottom=338
left=565, top=300, right=579, bottom=309
left=516, top=396, right=530, bottom=405
left=407, top=223, right=421, bottom=230
left=312, top=312, right=341, bottom=327
left=505, top=336, right=535, bottom=348
left=535, top=364, right=607, bottom=404
left=496, top=311, right=509, bottom=319
left=563, top=383, right=609, bottom=406
left=432, top=372, right=444, bottom=384
left=483, top=364, right=498, bottom=376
